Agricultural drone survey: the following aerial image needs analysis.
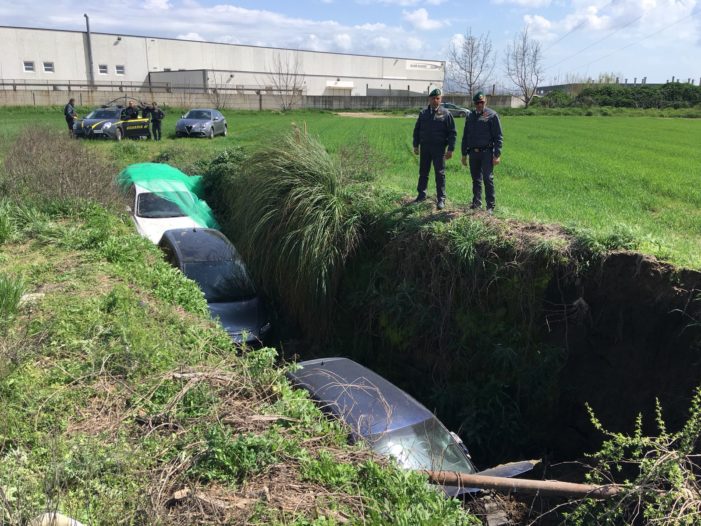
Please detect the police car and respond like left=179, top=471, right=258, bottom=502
left=73, top=105, right=150, bottom=141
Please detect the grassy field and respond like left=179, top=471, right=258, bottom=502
left=1, top=106, right=699, bottom=268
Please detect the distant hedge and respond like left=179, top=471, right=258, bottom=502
left=532, top=82, right=701, bottom=109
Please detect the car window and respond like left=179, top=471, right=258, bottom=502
left=369, top=418, right=477, bottom=474
left=185, top=110, right=211, bottom=120
left=136, top=191, right=194, bottom=218
left=182, top=259, right=256, bottom=302
left=86, top=109, right=119, bottom=119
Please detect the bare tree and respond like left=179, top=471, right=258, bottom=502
left=447, top=28, right=496, bottom=99
left=265, top=51, right=306, bottom=111
left=504, top=26, right=544, bottom=108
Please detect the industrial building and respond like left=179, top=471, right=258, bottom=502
left=1, top=25, right=445, bottom=96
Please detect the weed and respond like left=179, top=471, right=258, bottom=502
left=0, top=273, right=24, bottom=333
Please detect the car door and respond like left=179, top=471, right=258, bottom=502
left=214, top=111, right=224, bottom=135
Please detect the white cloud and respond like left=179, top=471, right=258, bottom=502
left=405, top=36, right=424, bottom=51
left=144, top=0, right=171, bottom=10
left=176, top=32, right=204, bottom=41
left=402, top=8, right=444, bottom=30
left=334, top=33, right=353, bottom=50
left=354, top=22, right=387, bottom=31
left=493, top=0, right=551, bottom=7
left=524, top=14, right=554, bottom=39
left=356, top=0, right=446, bottom=5
left=372, top=36, right=392, bottom=50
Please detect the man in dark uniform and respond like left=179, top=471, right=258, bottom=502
left=141, top=102, right=153, bottom=139
left=64, top=98, right=77, bottom=136
left=124, top=100, right=139, bottom=120
left=461, top=92, right=503, bottom=214
left=150, top=102, right=165, bottom=141
left=413, top=87, right=456, bottom=210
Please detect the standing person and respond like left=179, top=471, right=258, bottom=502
left=141, top=101, right=153, bottom=139
left=124, top=100, right=139, bottom=120
left=64, top=98, right=77, bottom=136
left=150, top=102, right=165, bottom=141
left=460, top=92, right=503, bottom=214
left=412, top=87, right=456, bottom=210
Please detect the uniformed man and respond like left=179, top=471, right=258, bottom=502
left=150, top=102, right=165, bottom=141
left=461, top=92, right=503, bottom=214
left=141, top=102, right=153, bottom=139
left=412, top=87, right=456, bottom=210
left=124, top=100, right=139, bottom=120
left=64, top=98, right=77, bottom=136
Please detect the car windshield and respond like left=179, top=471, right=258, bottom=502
left=86, top=109, right=119, bottom=119
left=185, top=110, right=211, bottom=120
left=136, top=191, right=193, bottom=218
left=182, top=260, right=256, bottom=302
left=369, top=418, right=477, bottom=474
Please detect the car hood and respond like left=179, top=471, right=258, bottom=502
left=176, top=119, right=211, bottom=127
left=78, top=118, right=118, bottom=128
left=133, top=215, right=203, bottom=244
left=207, top=296, right=266, bottom=344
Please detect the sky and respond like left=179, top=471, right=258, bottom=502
left=1, top=0, right=700, bottom=86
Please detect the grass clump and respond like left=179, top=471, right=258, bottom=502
left=209, top=128, right=363, bottom=337
left=0, top=273, right=24, bottom=333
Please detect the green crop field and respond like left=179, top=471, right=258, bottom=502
left=1, top=107, right=699, bottom=268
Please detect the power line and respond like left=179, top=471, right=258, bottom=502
left=544, top=12, right=642, bottom=71
left=569, top=5, right=701, bottom=72
left=543, top=0, right=617, bottom=52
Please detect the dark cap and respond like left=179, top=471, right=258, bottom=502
left=473, top=92, right=486, bottom=103
left=429, top=88, right=442, bottom=97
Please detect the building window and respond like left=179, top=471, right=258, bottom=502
left=43, top=62, right=55, bottom=73
left=163, top=68, right=171, bottom=72
left=116, top=65, right=125, bottom=75
left=99, top=64, right=108, bottom=75
left=23, top=61, right=35, bottom=72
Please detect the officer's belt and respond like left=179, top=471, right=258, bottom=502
left=470, top=145, right=493, bottom=153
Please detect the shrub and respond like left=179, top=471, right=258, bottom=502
left=3, top=128, right=122, bottom=209
left=214, top=128, right=362, bottom=338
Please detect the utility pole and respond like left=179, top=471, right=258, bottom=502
left=84, top=14, right=95, bottom=87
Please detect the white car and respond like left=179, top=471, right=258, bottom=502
left=129, top=182, right=204, bottom=244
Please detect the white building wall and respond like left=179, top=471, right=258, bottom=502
left=1, top=26, right=444, bottom=96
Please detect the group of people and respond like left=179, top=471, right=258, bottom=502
left=128, top=100, right=166, bottom=141
left=63, top=98, right=165, bottom=140
left=413, top=88, right=503, bottom=213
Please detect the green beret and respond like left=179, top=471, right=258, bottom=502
left=473, top=91, right=486, bottom=103
left=429, top=88, right=442, bottom=97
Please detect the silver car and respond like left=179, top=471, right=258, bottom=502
left=175, top=108, right=228, bottom=139
left=440, top=103, right=469, bottom=118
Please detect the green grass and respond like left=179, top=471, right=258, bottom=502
left=1, top=107, right=699, bottom=267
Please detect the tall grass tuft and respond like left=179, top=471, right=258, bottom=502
left=0, top=273, right=24, bottom=333
left=218, top=128, right=362, bottom=336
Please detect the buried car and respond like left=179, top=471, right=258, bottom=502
left=158, top=228, right=271, bottom=344
left=286, top=357, right=536, bottom=496
left=129, top=182, right=204, bottom=244
left=175, top=109, right=227, bottom=138
left=118, top=163, right=221, bottom=244
left=73, top=105, right=150, bottom=140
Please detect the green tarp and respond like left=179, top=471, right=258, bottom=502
left=117, top=163, right=220, bottom=229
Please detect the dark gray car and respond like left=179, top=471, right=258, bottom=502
left=158, top=228, right=270, bottom=344
left=286, top=357, right=536, bottom=497
left=175, top=109, right=227, bottom=138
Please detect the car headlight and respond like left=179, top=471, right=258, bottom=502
left=103, top=122, right=112, bottom=129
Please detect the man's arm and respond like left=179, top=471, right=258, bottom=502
left=413, top=113, right=421, bottom=154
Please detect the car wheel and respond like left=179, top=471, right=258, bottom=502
left=115, top=128, right=123, bottom=141
left=223, top=125, right=228, bottom=137
left=208, top=128, right=214, bottom=139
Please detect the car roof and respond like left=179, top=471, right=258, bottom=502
left=287, top=357, right=435, bottom=438
left=159, top=228, right=237, bottom=263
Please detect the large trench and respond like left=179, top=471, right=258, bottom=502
left=279, top=241, right=701, bottom=469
